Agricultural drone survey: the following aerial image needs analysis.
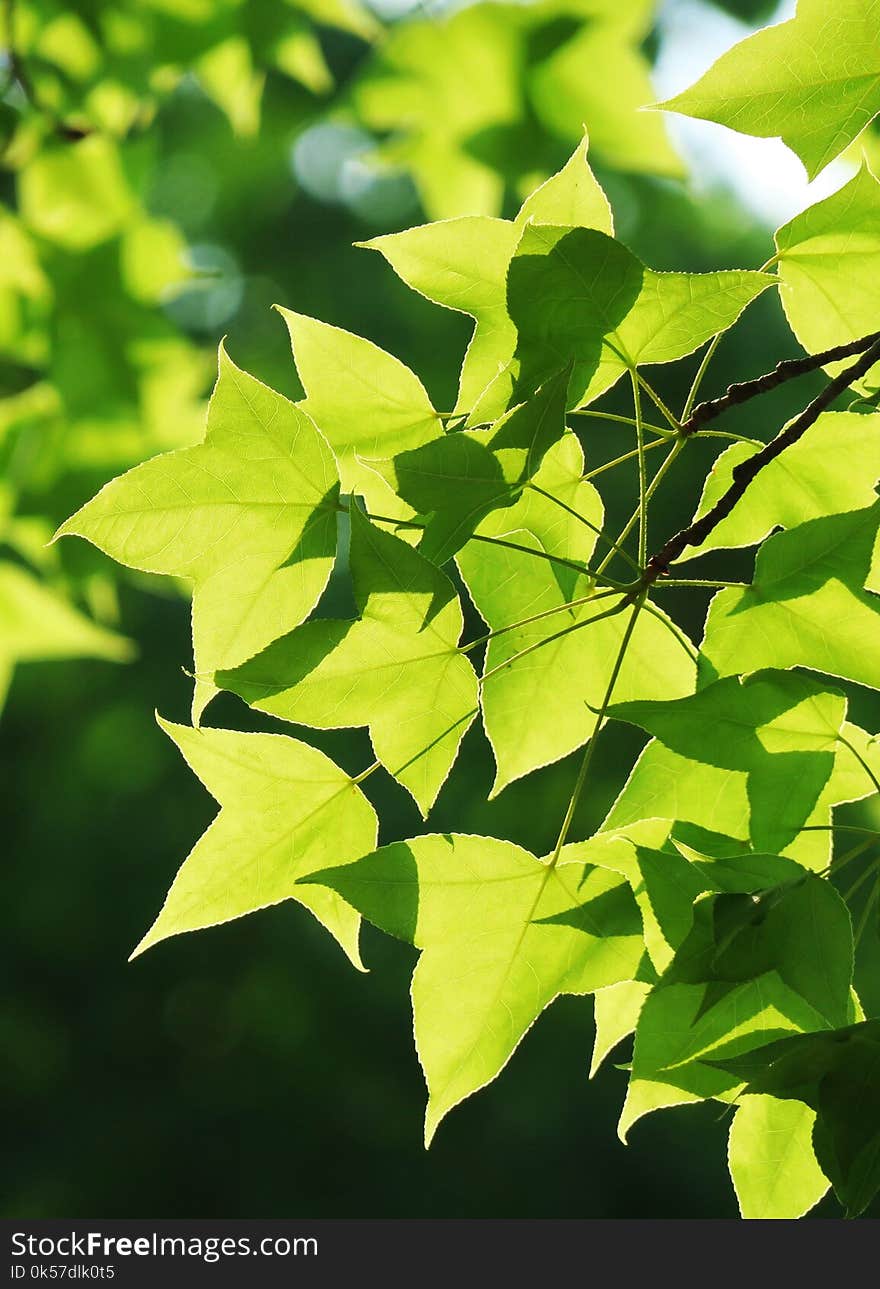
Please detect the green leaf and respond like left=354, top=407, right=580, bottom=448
left=683, top=412, right=880, bottom=558
left=19, top=136, right=137, bottom=249
left=490, top=224, right=771, bottom=415
left=665, top=879, right=854, bottom=1027
left=351, top=5, right=675, bottom=220
left=567, top=823, right=806, bottom=974
left=528, top=5, right=682, bottom=179
left=606, top=717, right=880, bottom=872
left=577, top=266, right=774, bottom=409
left=196, top=35, right=263, bottom=137
left=656, top=0, right=880, bottom=179
left=218, top=507, right=478, bottom=816
left=701, top=502, right=880, bottom=692
left=610, top=671, right=846, bottom=853
left=0, top=561, right=133, bottom=713
left=350, top=3, right=523, bottom=219
left=369, top=365, right=570, bottom=563
left=620, top=974, right=831, bottom=1140
left=56, top=346, right=339, bottom=720
left=361, top=135, right=612, bottom=415
left=132, top=719, right=374, bottom=969
left=711, top=1021, right=880, bottom=1217
left=304, top=832, right=645, bottom=1143
left=516, top=134, right=614, bottom=232
left=458, top=426, right=602, bottom=587
left=728, top=1095, right=829, bottom=1219
left=776, top=165, right=880, bottom=391
left=591, top=980, right=651, bottom=1078
left=456, top=442, right=697, bottom=793
left=367, top=431, right=515, bottom=567
left=503, top=224, right=644, bottom=409
left=277, top=307, right=442, bottom=517
left=620, top=875, right=854, bottom=1139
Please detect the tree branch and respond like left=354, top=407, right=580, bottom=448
left=680, top=329, right=880, bottom=437
left=644, top=334, right=880, bottom=583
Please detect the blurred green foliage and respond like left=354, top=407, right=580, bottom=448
left=3, top=0, right=878, bottom=1218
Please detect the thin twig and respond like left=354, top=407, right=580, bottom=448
left=680, top=329, right=880, bottom=437
left=644, top=335, right=880, bottom=581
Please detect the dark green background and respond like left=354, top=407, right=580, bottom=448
left=4, top=0, right=878, bottom=1218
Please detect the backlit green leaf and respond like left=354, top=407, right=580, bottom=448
left=457, top=443, right=697, bottom=792
left=369, top=365, right=570, bottom=563
left=620, top=875, right=854, bottom=1139
left=701, top=502, right=880, bottom=692
left=218, top=507, right=478, bottom=816
left=776, top=166, right=880, bottom=390
left=728, top=1095, right=829, bottom=1219
left=305, top=832, right=645, bottom=1142
left=361, top=135, right=612, bottom=415
left=606, top=718, right=880, bottom=872
left=684, top=412, right=880, bottom=558
left=712, top=1021, right=880, bottom=1216
left=657, top=0, right=880, bottom=179
left=278, top=307, right=442, bottom=518
left=486, top=224, right=771, bottom=415
left=0, top=561, right=133, bottom=713
left=57, top=346, right=339, bottom=719
left=132, top=719, right=375, bottom=969
left=610, top=671, right=846, bottom=854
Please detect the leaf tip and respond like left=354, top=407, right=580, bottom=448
left=127, top=924, right=159, bottom=963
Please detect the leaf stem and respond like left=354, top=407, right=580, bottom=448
left=480, top=598, right=629, bottom=684
left=546, top=600, right=644, bottom=868
left=595, top=438, right=684, bottom=576
left=350, top=504, right=592, bottom=578
left=836, top=731, right=880, bottom=797
left=681, top=253, right=779, bottom=419
left=802, top=825, right=880, bottom=837
left=843, top=856, right=880, bottom=904
left=633, top=372, right=682, bottom=433
left=854, top=878, right=880, bottom=949
left=351, top=760, right=382, bottom=786
left=582, top=438, right=667, bottom=481
left=821, top=838, right=876, bottom=879
left=569, top=408, right=675, bottom=438
left=683, top=331, right=726, bottom=422
left=459, top=587, right=622, bottom=654
left=651, top=578, right=746, bottom=590
left=639, top=600, right=699, bottom=663
left=527, top=482, right=641, bottom=571
left=630, top=369, right=648, bottom=567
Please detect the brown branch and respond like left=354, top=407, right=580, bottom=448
left=644, top=334, right=880, bottom=583
left=681, top=330, right=880, bottom=437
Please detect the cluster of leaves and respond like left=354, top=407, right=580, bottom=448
left=33, top=0, right=880, bottom=1218
left=0, top=0, right=381, bottom=141
left=0, top=0, right=679, bottom=714
left=347, top=0, right=682, bottom=218
left=0, top=0, right=383, bottom=711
